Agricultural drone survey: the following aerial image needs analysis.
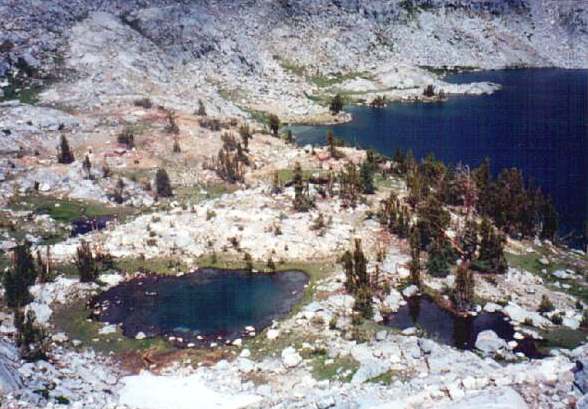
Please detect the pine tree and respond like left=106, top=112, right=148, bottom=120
left=409, top=226, right=421, bottom=287
left=426, top=236, right=453, bottom=278
left=329, top=93, right=344, bottom=115
left=2, top=243, right=37, bottom=308
left=57, top=134, right=75, bottom=164
left=293, top=162, right=312, bottom=211
left=75, top=240, right=98, bottom=283
left=15, top=310, right=47, bottom=361
left=359, top=160, right=375, bottom=194
left=268, top=114, right=280, bottom=137
left=173, top=136, right=181, bottom=153
left=476, top=218, right=507, bottom=274
left=239, top=124, right=252, bottom=150
left=326, top=130, right=340, bottom=159
left=155, top=168, right=173, bottom=198
left=540, top=197, right=558, bottom=241
left=285, top=129, right=294, bottom=144
left=341, top=250, right=354, bottom=292
left=113, top=178, right=125, bottom=204
left=460, top=217, right=479, bottom=261
left=197, top=99, right=207, bottom=116
left=82, top=154, right=92, bottom=179
left=453, top=261, right=474, bottom=311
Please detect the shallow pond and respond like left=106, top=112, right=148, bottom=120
left=91, top=269, right=308, bottom=345
left=384, top=295, right=543, bottom=358
left=71, top=215, right=114, bottom=237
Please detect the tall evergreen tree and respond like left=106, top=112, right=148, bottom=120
left=359, top=160, right=375, bottom=194
left=475, top=217, right=507, bottom=274
left=2, top=243, right=37, bottom=308
left=82, top=154, right=92, bottom=179
left=155, top=168, right=173, bottom=198
left=409, top=226, right=421, bottom=287
left=453, top=261, right=474, bottom=311
left=268, top=114, right=280, bottom=137
left=57, top=134, right=75, bottom=164
left=329, top=93, right=344, bottom=115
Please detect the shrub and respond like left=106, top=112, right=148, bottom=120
left=117, top=127, right=135, bottom=148
left=134, top=98, right=153, bottom=109
left=423, top=85, right=435, bottom=97
left=538, top=295, right=555, bottom=313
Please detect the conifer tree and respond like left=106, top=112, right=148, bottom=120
left=113, top=177, right=125, bottom=204
left=57, top=134, right=75, bottom=164
left=329, top=93, right=344, bottom=115
left=359, top=160, right=375, bottom=194
left=197, top=99, right=207, bottom=116
left=155, top=168, right=173, bottom=198
left=453, top=261, right=474, bottom=311
left=293, top=162, right=312, bottom=211
left=460, top=217, right=479, bottom=261
left=15, top=310, right=47, bottom=361
left=82, top=154, right=92, bottom=179
left=239, top=124, right=252, bottom=150
left=476, top=217, right=507, bottom=274
left=326, top=130, right=340, bottom=159
left=409, top=226, right=421, bottom=287
left=2, top=242, right=37, bottom=308
left=540, top=198, right=558, bottom=241
left=426, top=236, right=452, bottom=278
left=75, top=240, right=98, bottom=283
left=268, top=114, right=280, bottom=137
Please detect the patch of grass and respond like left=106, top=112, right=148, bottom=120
left=367, top=369, right=398, bottom=385
left=9, top=194, right=135, bottom=224
left=309, top=71, right=370, bottom=89
left=275, top=57, right=308, bottom=77
left=52, top=297, right=172, bottom=355
left=114, top=256, right=190, bottom=275
left=539, top=327, right=588, bottom=351
left=311, top=354, right=359, bottom=382
left=174, top=183, right=237, bottom=204
left=0, top=76, right=45, bottom=104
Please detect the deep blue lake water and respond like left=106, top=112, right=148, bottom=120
left=92, top=269, right=308, bottom=344
left=293, top=69, right=588, bottom=246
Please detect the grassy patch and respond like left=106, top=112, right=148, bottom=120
left=309, top=71, right=370, bottom=89
left=174, top=183, right=237, bottom=205
left=9, top=194, right=135, bottom=224
left=311, top=353, right=359, bottom=382
left=52, top=297, right=172, bottom=355
left=539, top=327, right=588, bottom=351
left=114, top=256, right=191, bottom=275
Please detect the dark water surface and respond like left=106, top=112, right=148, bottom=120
left=91, top=269, right=308, bottom=344
left=71, top=215, right=114, bottom=237
left=384, top=296, right=542, bottom=358
left=293, top=69, right=588, bottom=245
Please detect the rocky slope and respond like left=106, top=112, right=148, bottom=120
left=1, top=0, right=587, bottom=120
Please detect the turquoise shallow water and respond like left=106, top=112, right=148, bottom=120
left=91, top=269, right=308, bottom=344
left=293, top=69, right=588, bottom=246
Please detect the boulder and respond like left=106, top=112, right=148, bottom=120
left=402, top=285, right=418, bottom=298
left=475, top=330, right=507, bottom=355
left=435, top=387, right=528, bottom=409
left=281, top=347, right=302, bottom=368
left=0, top=340, right=23, bottom=394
